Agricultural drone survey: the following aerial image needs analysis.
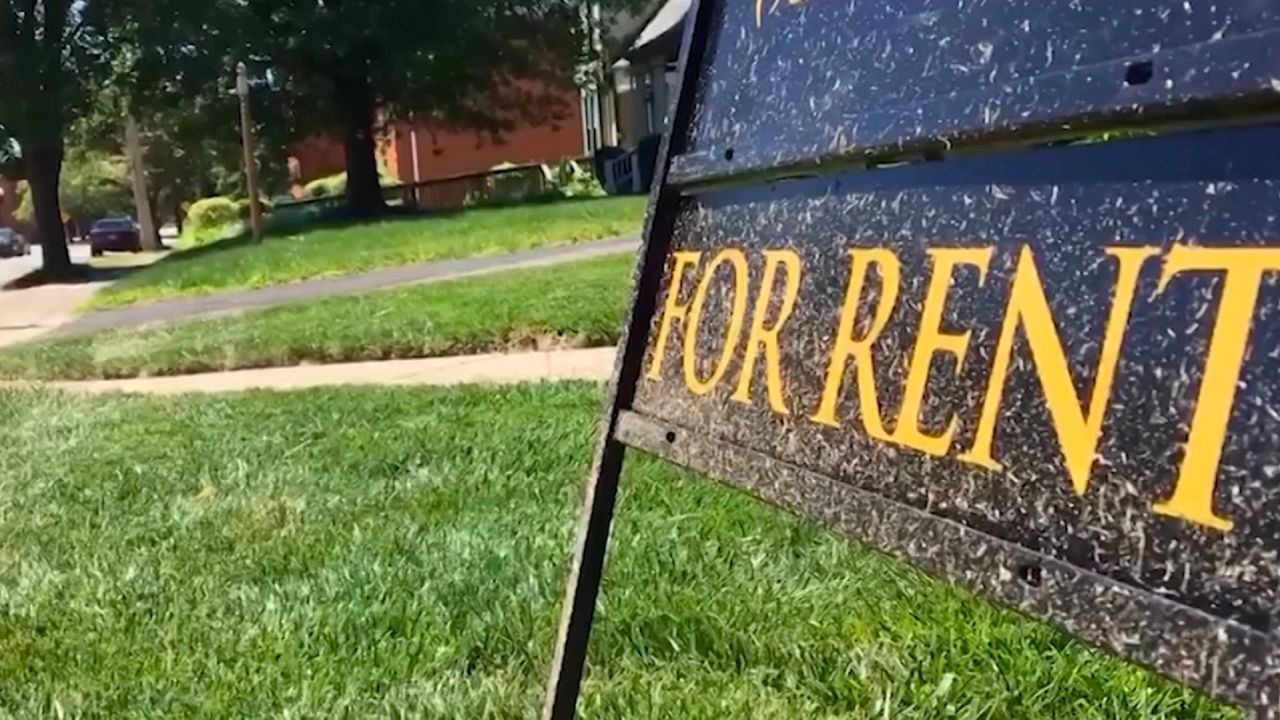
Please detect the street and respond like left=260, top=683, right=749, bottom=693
left=0, top=242, right=93, bottom=287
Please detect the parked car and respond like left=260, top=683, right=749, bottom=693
left=88, top=218, right=142, bottom=256
left=0, top=228, right=30, bottom=258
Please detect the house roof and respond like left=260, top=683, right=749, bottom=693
left=613, top=0, right=689, bottom=64
left=631, top=0, right=690, bottom=53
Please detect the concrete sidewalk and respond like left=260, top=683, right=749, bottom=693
left=57, top=234, right=640, bottom=339
left=14, top=347, right=618, bottom=395
left=0, top=281, right=109, bottom=349
left=0, top=244, right=167, bottom=349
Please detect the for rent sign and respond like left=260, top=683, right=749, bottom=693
left=544, top=1, right=1280, bottom=717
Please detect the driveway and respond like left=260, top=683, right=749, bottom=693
left=0, top=243, right=108, bottom=349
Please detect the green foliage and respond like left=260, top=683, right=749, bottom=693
left=461, top=160, right=606, bottom=208
left=90, top=197, right=646, bottom=309
left=0, top=1, right=143, bottom=268
left=12, top=182, right=33, bottom=224
left=547, top=159, right=606, bottom=199
left=13, top=150, right=132, bottom=228
left=184, top=196, right=277, bottom=246
left=303, top=173, right=347, bottom=199
left=303, top=171, right=396, bottom=200
left=183, top=197, right=241, bottom=246
left=470, top=164, right=547, bottom=206
left=0, top=254, right=633, bottom=380
left=62, top=151, right=133, bottom=224
left=235, top=0, right=587, bottom=213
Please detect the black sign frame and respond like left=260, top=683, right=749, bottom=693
left=542, top=1, right=1280, bottom=717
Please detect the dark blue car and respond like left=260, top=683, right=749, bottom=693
left=88, top=218, right=142, bottom=256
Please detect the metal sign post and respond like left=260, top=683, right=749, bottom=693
left=544, top=0, right=1280, bottom=717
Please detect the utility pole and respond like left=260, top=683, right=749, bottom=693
left=125, top=117, right=159, bottom=251
left=409, top=111, right=422, bottom=207
left=236, top=62, right=265, bottom=243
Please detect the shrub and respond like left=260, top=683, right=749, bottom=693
left=485, top=163, right=544, bottom=205
left=183, top=197, right=241, bottom=246
left=547, top=160, right=606, bottom=199
left=303, top=173, right=347, bottom=199
left=303, top=171, right=397, bottom=200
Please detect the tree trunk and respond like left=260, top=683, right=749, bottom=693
left=25, top=145, right=72, bottom=276
left=334, top=54, right=386, bottom=218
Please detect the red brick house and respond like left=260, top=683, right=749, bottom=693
left=288, top=86, right=589, bottom=191
left=286, top=3, right=672, bottom=191
left=381, top=104, right=585, bottom=184
left=288, top=136, right=349, bottom=187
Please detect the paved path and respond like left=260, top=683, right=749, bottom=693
left=57, top=234, right=641, bottom=339
left=0, top=245, right=107, bottom=349
left=13, top=347, right=618, bottom=395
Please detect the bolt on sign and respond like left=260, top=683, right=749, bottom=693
left=543, top=0, right=1280, bottom=717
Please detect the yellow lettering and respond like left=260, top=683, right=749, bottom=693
left=812, top=249, right=901, bottom=439
left=893, top=248, right=994, bottom=456
left=755, top=0, right=807, bottom=29
left=646, top=251, right=703, bottom=379
left=732, top=250, right=803, bottom=414
left=683, top=249, right=750, bottom=395
left=1150, top=246, right=1280, bottom=532
left=959, top=246, right=1158, bottom=497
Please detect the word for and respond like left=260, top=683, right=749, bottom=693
left=646, top=245, right=1280, bottom=533
left=755, top=0, right=807, bottom=29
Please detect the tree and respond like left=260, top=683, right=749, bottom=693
left=14, top=149, right=133, bottom=236
left=241, top=1, right=587, bottom=217
left=49, top=0, right=288, bottom=237
left=0, top=1, right=112, bottom=275
left=72, top=83, right=290, bottom=231
left=140, top=107, right=290, bottom=230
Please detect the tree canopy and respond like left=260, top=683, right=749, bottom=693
left=1, top=0, right=652, bottom=273
left=0, top=0, right=115, bottom=272
left=14, top=149, right=133, bottom=232
left=241, top=0, right=589, bottom=215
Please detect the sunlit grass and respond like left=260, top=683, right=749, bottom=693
left=0, top=254, right=633, bottom=380
left=88, top=197, right=645, bottom=310
left=0, top=384, right=1234, bottom=718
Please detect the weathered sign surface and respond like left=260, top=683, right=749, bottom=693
left=544, top=1, right=1280, bottom=717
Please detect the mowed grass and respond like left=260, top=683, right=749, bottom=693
left=0, top=254, right=633, bottom=381
left=0, top=385, right=1233, bottom=718
left=89, top=197, right=646, bottom=310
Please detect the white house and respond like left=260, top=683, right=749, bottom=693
left=581, top=0, right=689, bottom=153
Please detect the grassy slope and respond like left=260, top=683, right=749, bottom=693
left=90, top=197, right=646, bottom=310
left=0, top=385, right=1232, bottom=718
left=0, top=254, right=633, bottom=381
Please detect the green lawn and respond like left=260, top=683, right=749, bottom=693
left=0, top=254, right=633, bottom=381
left=0, top=385, right=1230, bottom=718
left=89, top=197, right=646, bottom=310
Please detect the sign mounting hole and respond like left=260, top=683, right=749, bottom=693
left=723, top=148, right=736, bottom=161
left=1125, top=60, right=1154, bottom=86
left=1017, top=564, right=1044, bottom=588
